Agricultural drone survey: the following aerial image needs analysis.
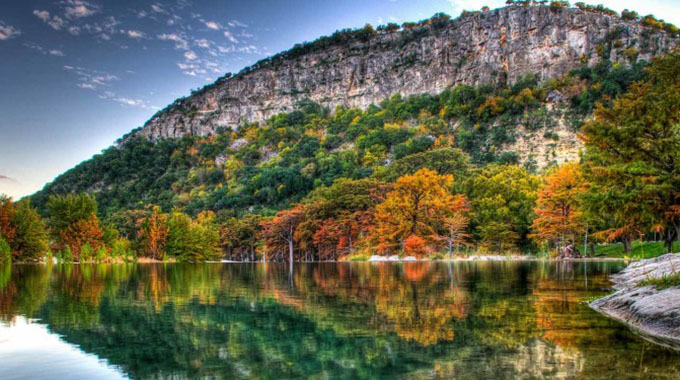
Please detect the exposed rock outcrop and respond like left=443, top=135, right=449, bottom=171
left=139, top=5, right=676, bottom=142
left=590, top=254, right=680, bottom=350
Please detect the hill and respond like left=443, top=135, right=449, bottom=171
left=30, top=4, right=678, bottom=221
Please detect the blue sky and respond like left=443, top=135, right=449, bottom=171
left=1, top=0, right=679, bottom=199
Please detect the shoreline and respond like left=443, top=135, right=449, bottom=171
left=7, top=256, right=625, bottom=265
left=590, top=253, right=680, bottom=350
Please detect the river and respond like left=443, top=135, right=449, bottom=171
left=0, top=261, right=679, bottom=379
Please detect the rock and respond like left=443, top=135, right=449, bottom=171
left=214, top=153, right=229, bottom=166
left=590, top=253, right=680, bottom=349
left=403, top=256, right=417, bottom=261
left=559, top=244, right=581, bottom=259
left=388, top=255, right=400, bottom=261
left=137, top=5, right=676, bottom=170
left=545, top=90, right=565, bottom=103
left=368, top=255, right=387, bottom=262
left=230, top=138, right=248, bottom=150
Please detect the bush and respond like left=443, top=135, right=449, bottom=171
left=349, top=254, right=369, bottom=261
left=81, top=243, right=94, bottom=262
left=0, top=237, right=10, bottom=262
left=96, top=246, right=109, bottom=262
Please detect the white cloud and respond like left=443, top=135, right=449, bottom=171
left=126, top=29, right=145, bottom=39
left=65, top=4, right=96, bottom=19
left=205, top=21, right=220, bottom=30
left=68, top=26, right=81, bottom=35
left=151, top=3, right=166, bottom=14
left=195, top=39, right=211, bottom=48
left=184, top=50, right=198, bottom=60
left=33, top=10, right=50, bottom=22
left=158, top=33, right=189, bottom=49
left=223, top=30, right=238, bottom=43
left=227, top=20, right=247, bottom=28
left=64, top=65, right=118, bottom=89
left=24, top=42, right=66, bottom=56
left=0, top=22, right=20, bottom=41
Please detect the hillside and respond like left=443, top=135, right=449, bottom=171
left=140, top=5, right=674, bottom=140
left=30, top=4, right=678, bottom=220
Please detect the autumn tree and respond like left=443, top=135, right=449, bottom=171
left=260, top=204, right=305, bottom=265
left=530, top=163, right=588, bottom=250
left=137, top=206, right=169, bottom=260
left=433, top=195, right=471, bottom=257
left=581, top=52, right=680, bottom=252
left=303, top=178, right=391, bottom=258
left=0, top=197, right=48, bottom=262
left=59, top=213, right=104, bottom=261
left=47, top=193, right=104, bottom=260
left=465, top=165, right=540, bottom=253
left=373, top=168, right=467, bottom=254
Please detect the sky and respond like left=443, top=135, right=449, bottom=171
left=0, top=0, right=679, bottom=199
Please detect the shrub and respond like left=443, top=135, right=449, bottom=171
left=404, top=235, right=428, bottom=257
left=349, top=254, right=369, bottom=261
left=0, top=237, right=10, bottom=262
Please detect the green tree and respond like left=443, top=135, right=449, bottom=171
left=167, top=210, right=220, bottom=262
left=581, top=52, right=680, bottom=252
left=466, top=165, right=540, bottom=252
left=0, top=197, right=48, bottom=262
left=12, top=201, right=49, bottom=262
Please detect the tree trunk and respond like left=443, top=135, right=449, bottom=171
left=288, top=239, right=294, bottom=267
left=622, top=237, right=631, bottom=254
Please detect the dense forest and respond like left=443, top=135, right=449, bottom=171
left=2, top=3, right=680, bottom=263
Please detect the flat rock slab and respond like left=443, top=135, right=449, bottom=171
left=590, top=253, right=680, bottom=350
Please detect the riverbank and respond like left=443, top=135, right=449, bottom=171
left=590, top=253, right=680, bottom=350
left=362, top=254, right=623, bottom=262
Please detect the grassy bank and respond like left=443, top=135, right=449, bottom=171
left=593, top=241, right=679, bottom=260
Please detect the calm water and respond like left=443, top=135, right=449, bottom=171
left=1, top=261, right=679, bottom=379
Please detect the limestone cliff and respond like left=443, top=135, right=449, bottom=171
left=139, top=5, right=676, bottom=141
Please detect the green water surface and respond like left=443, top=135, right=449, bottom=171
left=0, top=261, right=679, bottom=379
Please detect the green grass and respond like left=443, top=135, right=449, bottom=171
left=592, top=241, right=679, bottom=259
left=349, top=254, right=369, bottom=262
left=638, top=273, right=680, bottom=290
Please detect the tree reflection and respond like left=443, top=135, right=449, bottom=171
left=0, top=261, right=679, bottom=379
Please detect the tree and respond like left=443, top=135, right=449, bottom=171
left=137, top=206, right=169, bottom=260
left=46, top=193, right=102, bottom=259
left=59, top=213, right=104, bottom=261
left=466, top=165, right=540, bottom=252
left=164, top=210, right=220, bottom=262
left=0, top=197, right=48, bottom=262
left=530, top=163, right=588, bottom=250
left=581, top=52, right=680, bottom=252
left=373, top=168, right=466, bottom=253
left=433, top=195, right=471, bottom=257
left=260, top=204, right=305, bottom=265
left=404, top=234, right=427, bottom=256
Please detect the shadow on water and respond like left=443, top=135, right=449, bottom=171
left=0, top=260, right=679, bottom=379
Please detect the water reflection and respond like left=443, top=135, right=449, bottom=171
left=0, top=261, right=679, bottom=379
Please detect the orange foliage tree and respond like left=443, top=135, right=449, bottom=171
left=530, top=163, right=588, bottom=249
left=260, top=204, right=305, bottom=264
left=137, top=206, right=169, bottom=260
left=60, top=213, right=104, bottom=261
left=373, top=168, right=468, bottom=254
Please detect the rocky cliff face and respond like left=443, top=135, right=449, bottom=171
left=140, top=5, right=676, bottom=140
